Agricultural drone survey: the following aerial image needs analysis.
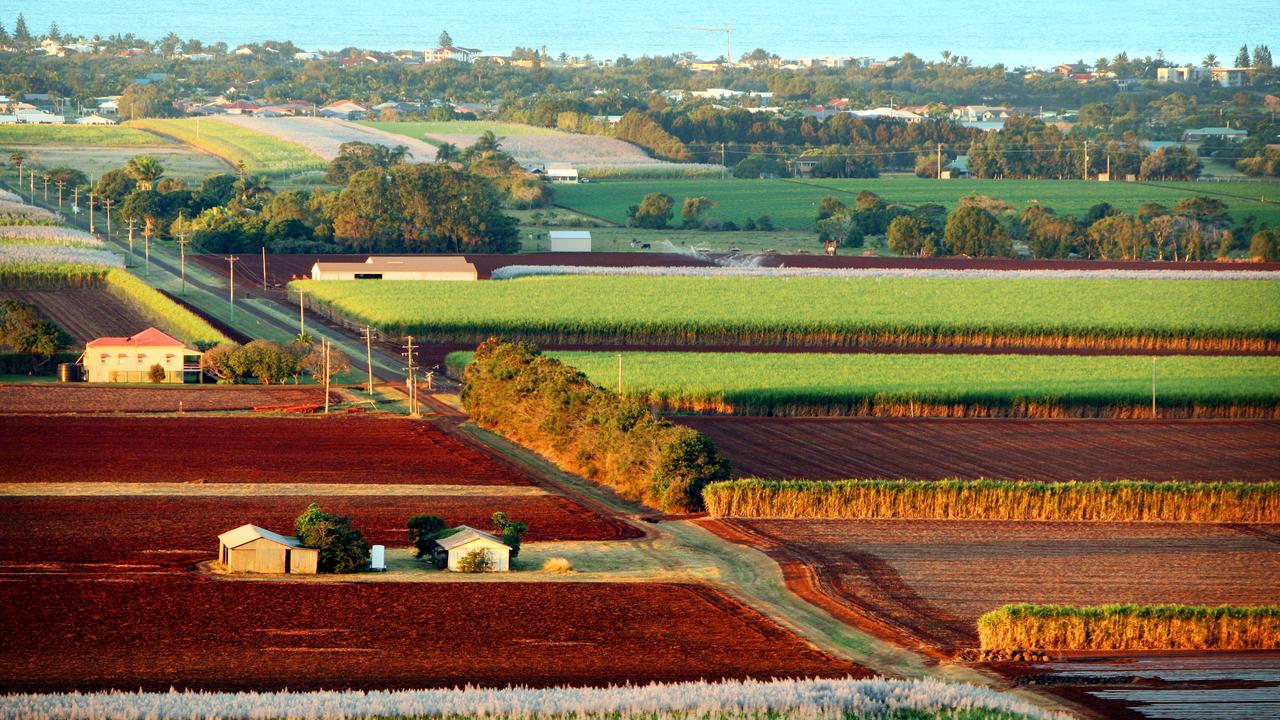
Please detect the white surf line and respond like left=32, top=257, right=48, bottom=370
left=0, top=483, right=549, bottom=497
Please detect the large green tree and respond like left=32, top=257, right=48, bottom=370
left=943, top=205, right=1011, bottom=257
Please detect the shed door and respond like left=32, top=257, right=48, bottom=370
left=284, top=549, right=291, bottom=574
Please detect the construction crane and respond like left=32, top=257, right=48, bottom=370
left=673, top=24, right=733, bottom=64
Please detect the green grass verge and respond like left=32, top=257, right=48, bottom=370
left=702, top=479, right=1280, bottom=523
left=0, top=125, right=166, bottom=146
left=978, top=604, right=1280, bottom=651
left=128, top=118, right=326, bottom=176
left=555, top=177, right=1280, bottom=229
left=448, top=350, right=1280, bottom=417
left=299, top=275, right=1280, bottom=353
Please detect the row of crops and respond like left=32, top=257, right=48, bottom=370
left=128, top=118, right=326, bottom=176
left=298, top=275, right=1280, bottom=352
left=445, top=350, right=1280, bottom=418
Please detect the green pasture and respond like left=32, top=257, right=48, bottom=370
left=127, top=118, right=326, bottom=175
left=554, top=177, right=1280, bottom=229
left=448, top=350, right=1280, bottom=415
left=0, top=125, right=164, bottom=146
left=295, top=275, right=1280, bottom=349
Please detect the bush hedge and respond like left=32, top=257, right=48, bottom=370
left=459, top=339, right=729, bottom=512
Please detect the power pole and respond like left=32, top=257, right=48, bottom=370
left=88, top=192, right=95, bottom=233
left=936, top=142, right=942, bottom=179
left=42, top=173, right=49, bottom=202
left=1151, top=356, right=1157, bottom=419
left=297, top=290, right=306, bottom=337
left=261, top=246, right=268, bottom=290
left=616, top=353, right=623, bottom=395
left=143, top=224, right=152, bottom=278
left=363, top=326, right=375, bottom=396
left=103, top=198, right=113, bottom=238
left=1083, top=140, right=1089, bottom=181
left=72, top=186, right=79, bottom=213
left=404, top=335, right=416, bottom=416
left=125, top=218, right=136, bottom=260
left=721, top=142, right=727, bottom=179
left=56, top=180, right=65, bottom=208
left=176, top=215, right=189, bottom=295
left=323, top=339, right=331, bottom=415
left=226, top=255, right=240, bottom=321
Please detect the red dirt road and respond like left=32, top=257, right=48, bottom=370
left=0, top=577, right=865, bottom=692
left=0, top=384, right=335, bottom=414
left=0, top=415, right=533, bottom=485
left=682, top=417, right=1280, bottom=482
left=709, top=519, right=1280, bottom=658
left=0, top=495, right=639, bottom=570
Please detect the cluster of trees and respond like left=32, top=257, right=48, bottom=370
left=625, top=192, right=774, bottom=232
left=877, top=192, right=1269, bottom=261
left=461, top=339, right=730, bottom=513
left=294, top=503, right=369, bottom=574
left=0, top=300, right=71, bottom=370
left=203, top=338, right=349, bottom=384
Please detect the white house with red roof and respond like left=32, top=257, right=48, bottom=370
left=81, top=327, right=203, bottom=383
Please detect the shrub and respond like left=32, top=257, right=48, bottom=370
left=456, top=547, right=493, bottom=573
left=492, top=511, right=527, bottom=558
left=294, top=503, right=370, bottom=573
left=147, top=363, right=167, bottom=383
left=459, top=339, right=730, bottom=512
left=542, top=557, right=574, bottom=573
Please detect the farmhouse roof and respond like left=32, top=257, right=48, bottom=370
left=218, top=524, right=304, bottom=549
left=85, top=327, right=196, bottom=351
left=311, top=255, right=477, bottom=274
left=435, top=525, right=509, bottom=551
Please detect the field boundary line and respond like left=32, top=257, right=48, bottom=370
left=0, top=482, right=550, bottom=497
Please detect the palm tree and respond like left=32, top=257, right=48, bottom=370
left=124, top=155, right=164, bottom=190
left=1202, top=53, right=1220, bottom=68
left=435, top=142, right=459, bottom=164
left=473, top=130, right=502, bottom=153
left=387, top=144, right=412, bottom=165
left=8, top=151, right=24, bottom=180
left=232, top=175, right=273, bottom=211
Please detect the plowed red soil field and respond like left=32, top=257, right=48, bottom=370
left=0, top=415, right=532, bottom=485
left=0, top=288, right=150, bottom=346
left=0, top=577, right=864, bottom=692
left=0, top=495, right=638, bottom=570
left=708, top=519, right=1280, bottom=658
left=683, top=417, right=1280, bottom=482
left=0, top=384, right=335, bottom=414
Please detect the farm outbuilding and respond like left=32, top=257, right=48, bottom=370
left=545, top=165, right=580, bottom=183
left=549, top=230, right=592, bottom=252
left=217, top=524, right=318, bottom=574
left=431, top=526, right=511, bottom=572
left=310, top=256, right=478, bottom=281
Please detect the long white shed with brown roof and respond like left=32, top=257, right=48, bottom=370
left=310, top=255, right=478, bottom=281
left=217, top=524, right=319, bottom=574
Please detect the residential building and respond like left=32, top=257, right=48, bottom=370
left=310, top=256, right=479, bottom=281
left=80, top=327, right=203, bottom=383
left=1157, top=65, right=1210, bottom=83
left=425, top=46, right=481, bottom=64
left=318, top=100, right=367, bottom=119
left=217, top=524, right=319, bottom=574
left=75, top=114, right=117, bottom=125
left=952, top=105, right=1010, bottom=122
left=1210, top=67, right=1249, bottom=88
left=1182, top=127, right=1248, bottom=143
left=850, top=107, right=924, bottom=123
left=545, top=165, right=580, bottom=183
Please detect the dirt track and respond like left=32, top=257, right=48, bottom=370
left=683, top=417, right=1280, bottom=482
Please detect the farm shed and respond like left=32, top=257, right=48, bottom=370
left=310, top=256, right=478, bottom=281
left=217, top=524, right=318, bottom=574
left=545, top=165, right=580, bottom=183
left=80, top=327, right=202, bottom=383
left=431, top=526, right=511, bottom=572
left=549, top=230, right=592, bottom=253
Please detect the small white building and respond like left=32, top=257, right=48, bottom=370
left=545, top=165, right=580, bottom=183
left=81, top=327, right=202, bottom=383
left=435, top=526, right=511, bottom=572
left=310, top=255, right=479, bottom=281
left=75, top=114, right=117, bottom=125
left=549, top=230, right=592, bottom=252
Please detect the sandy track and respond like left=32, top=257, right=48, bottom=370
left=217, top=116, right=439, bottom=162
left=0, top=482, right=549, bottom=497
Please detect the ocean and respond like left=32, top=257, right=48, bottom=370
left=7, top=0, right=1273, bottom=68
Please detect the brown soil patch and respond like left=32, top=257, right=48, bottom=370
left=0, top=288, right=150, bottom=346
left=0, top=384, right=335, bottom=414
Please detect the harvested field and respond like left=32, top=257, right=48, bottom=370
left=683, top=418, right=1280, bottom=482
left=218, top=116, right=440, bottom=162
left=0, top=495, right=637, bottom=568
left=0, top=145, right=233, bottom=183
left=0, top=577, right=863, bottom=692
left=0, top=288, right=150, bottom=346
left=0, top=415, right=532, bottom=485
left=0, top=384, right=334, bottom=414
left=710, top=519, right=1280, bottom=657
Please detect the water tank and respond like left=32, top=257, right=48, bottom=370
left=57, top=363, right=82, bottom=383
left=370, top=544, right=386, bottom=572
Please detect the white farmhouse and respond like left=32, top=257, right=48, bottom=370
left=435, top=526, right=511, bottom=572
left=80, top=327, right=203, bottom=383
left=545, top=165, right=580, bottom=183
